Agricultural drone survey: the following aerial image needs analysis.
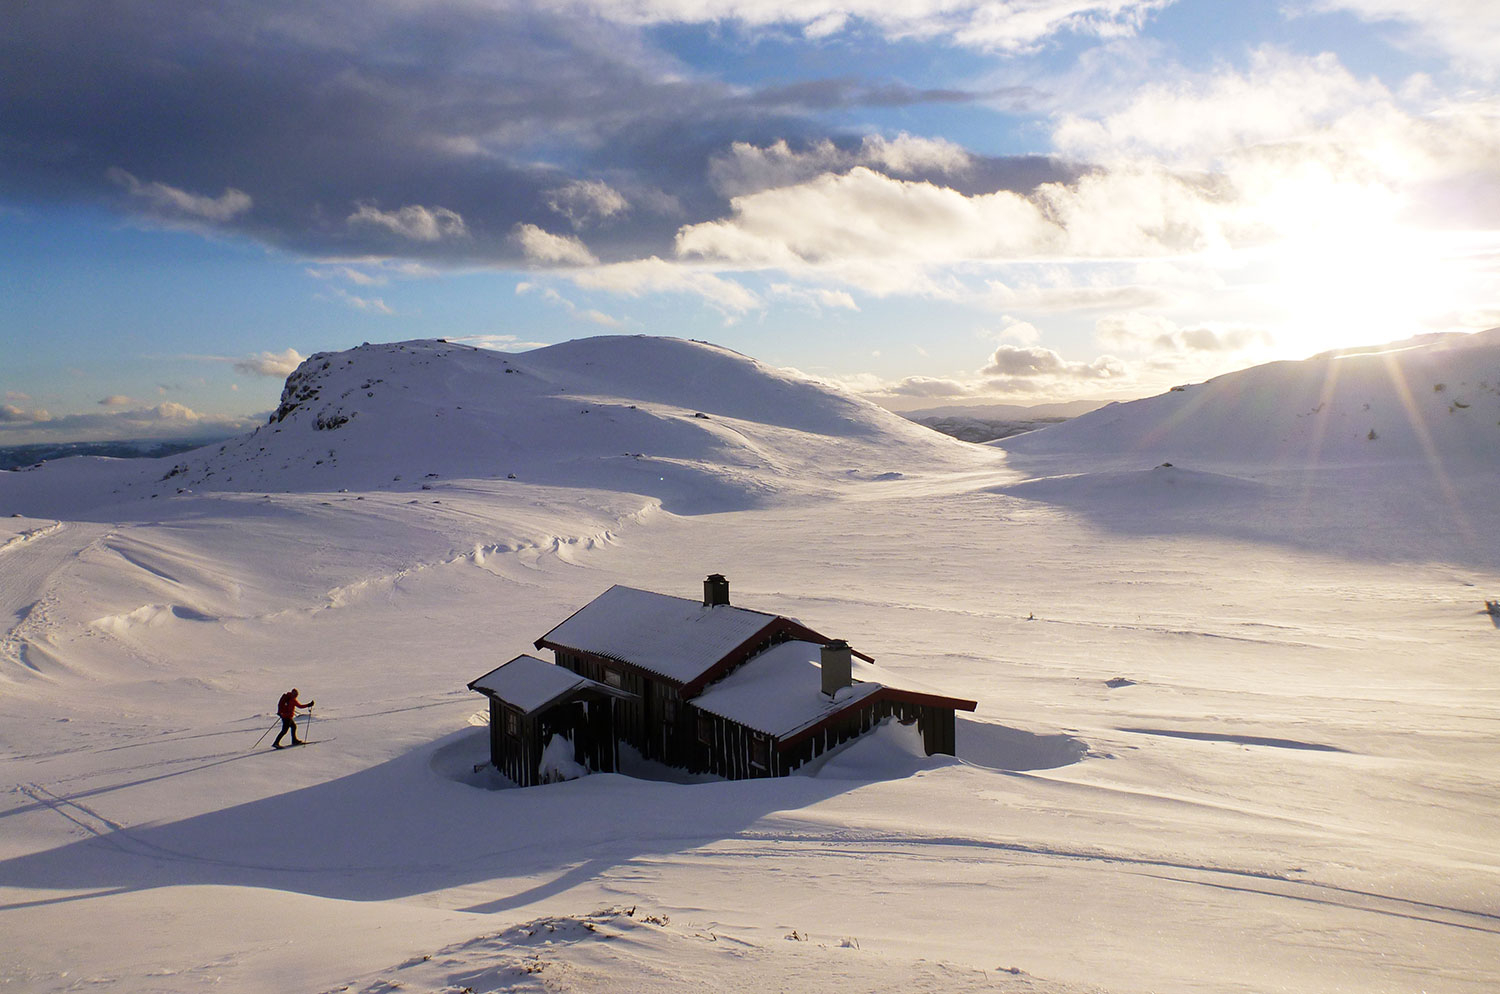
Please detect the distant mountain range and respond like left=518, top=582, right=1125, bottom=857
left=902, top=400, right=1109, bottom=420
left=0, top=438, right=229, bottom=472
left=901, top=400, right=1109, bottom=443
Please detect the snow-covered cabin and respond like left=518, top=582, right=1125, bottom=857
left=472, top=575, right=976, bottom=782
left=467, top=654, right=634, bottom=787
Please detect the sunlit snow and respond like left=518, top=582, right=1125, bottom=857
left=1, top=333, right=1496, bottom=993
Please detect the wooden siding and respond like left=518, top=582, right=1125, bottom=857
left=692, top=694, right=962, bottom=779
left=483, top=690, right=620, bottom=788
left=548, top=648, right=969, bottom=781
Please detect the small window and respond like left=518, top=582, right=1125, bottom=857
left=662, top=698, right=678, bottom=723
left=750, top=735, right=768, bottom=769
left=604, top=669, right=622, bottom=688
left=505, top=712, right=519, bottom=736
left=697, top=714, right=713, bottom=745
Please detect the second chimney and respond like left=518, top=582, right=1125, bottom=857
left=821, top=639, right=852, bottom=697
left=703, top=573, right=730, bottom=607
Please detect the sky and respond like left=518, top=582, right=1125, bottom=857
left=3, top=0, right=1498, bottom=443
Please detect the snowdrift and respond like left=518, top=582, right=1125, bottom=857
left=1002, top=328, right=1500, bottom=470
left=0, top=337, right=987, bottom=517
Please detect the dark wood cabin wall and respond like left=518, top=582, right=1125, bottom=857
left=518, top=714, right=539, bottom=786
left=921, top=705, right=956, bottom=755
left=542, top=647, right=966, bottom=778
left=552, top=649, right=693, bottom=765
left=488, top=698, right=534, bottom=787
left=489, top=698, right=503, bottom=774
left=485, top=692, right=625, bottom=787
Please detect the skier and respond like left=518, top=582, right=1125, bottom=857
left=273, top=688, right=315, bottom=748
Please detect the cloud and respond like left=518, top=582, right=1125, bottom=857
left=0, top=402, right=258, bottom=444
left=749, top=79, right=982, bottom=114
left=107, top=168, right=251, bottom=222
left=515, top=282, right=623, bottom=326
left=886, top=376, right=974, bottom=398
left=97, top=394, right=132, bottom=407
left=8, top=0, right=1495, bottom=349
left=708, top=135, right=974, bottom=198
left=1096, top=313, right=1272, bottom=353
left=986, top=279, right=1180, bottom=312
left=1050, top=48, right=1500, bottom=234
left=1303, top=1, right=1500, bottom=79
left=568, top=258, right=761, bottom=313
left=1052, top=49, right=1387, bottom=167
left=982, top=344, right=1126, bottom=379
left=769, top=283, right=860, bottom=311
left=566, top=0, right=1171, bottom=52
left=322, top=288, right=394, bottom=314
left=514, top=224, right=600, bottom=266
left=348, top=204, right=467, bottom=242
left=547, top=180, right=630, bottom=229
left=305, top=266, right=388, bottom=286
left=7, top=0, right=957, bottom=264
left=850, top=336, right=1132, bottom=405
left=1, top=404, right=51, bottom=423
left=234, top=349, right=305, bottom=377
left=448, top=334, right=554, bottom=351
left=676, top=164, right=1226, bottom=292
left=0, top=0, right=1162, bottom=282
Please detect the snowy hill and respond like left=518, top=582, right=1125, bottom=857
left=993, top=329, right=1500, bottom=566
left=3, top=334, right=1498, bottom=994
left=1002, top=328, right=1500, bottom=470
left=0, top=337, right=987, bottom=517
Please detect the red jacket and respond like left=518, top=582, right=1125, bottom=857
left=277, top=692, right=303, bottom=721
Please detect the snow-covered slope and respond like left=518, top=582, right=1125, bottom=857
left=2, top=334, right=1497, bottom=994
left=0, top=337, right=985, bottom=518
left=1002, top=328, right=1500, bottom=470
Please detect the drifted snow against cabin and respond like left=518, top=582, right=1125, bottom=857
left=469, top=575, right=977, bottom=785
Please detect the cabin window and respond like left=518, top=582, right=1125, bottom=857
left=662, top=698, right=677, bottom=722
left=604, top=669, right=622, bottom=688
left=505, top=712, right=519, bottom=737
left=750, top=735, right=768, bottom=769
left=697, top=715, right=713, bottom=745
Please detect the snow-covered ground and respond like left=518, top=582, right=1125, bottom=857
left=1, top=334, right=1496, bottom=993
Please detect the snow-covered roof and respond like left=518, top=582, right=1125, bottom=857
left=468, top=654, right=629, bottom=715
left=537, top=585, right=780, bottom=684
left=688, top=640, right=899, bottom=740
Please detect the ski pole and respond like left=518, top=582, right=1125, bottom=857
left=304, top=707, right=313, bottom=744
left=252, top=719, right=278, bottom=749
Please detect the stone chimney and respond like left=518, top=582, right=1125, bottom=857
left=703, top=573, right=730, bottom=607
left=821, top=639, right=852, bottom=697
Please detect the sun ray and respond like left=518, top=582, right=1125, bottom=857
left=1377, top=351, right=1479, bottom=551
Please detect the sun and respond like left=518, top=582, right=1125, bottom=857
left=1258, top=177, right=1459, bottom=356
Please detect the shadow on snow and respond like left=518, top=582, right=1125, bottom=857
left=0, top=718, right=1085, bottom=914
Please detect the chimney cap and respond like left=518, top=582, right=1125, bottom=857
left=703, top=573, right=730, bottom=607
left=823, top=638, right=850, bottom=650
